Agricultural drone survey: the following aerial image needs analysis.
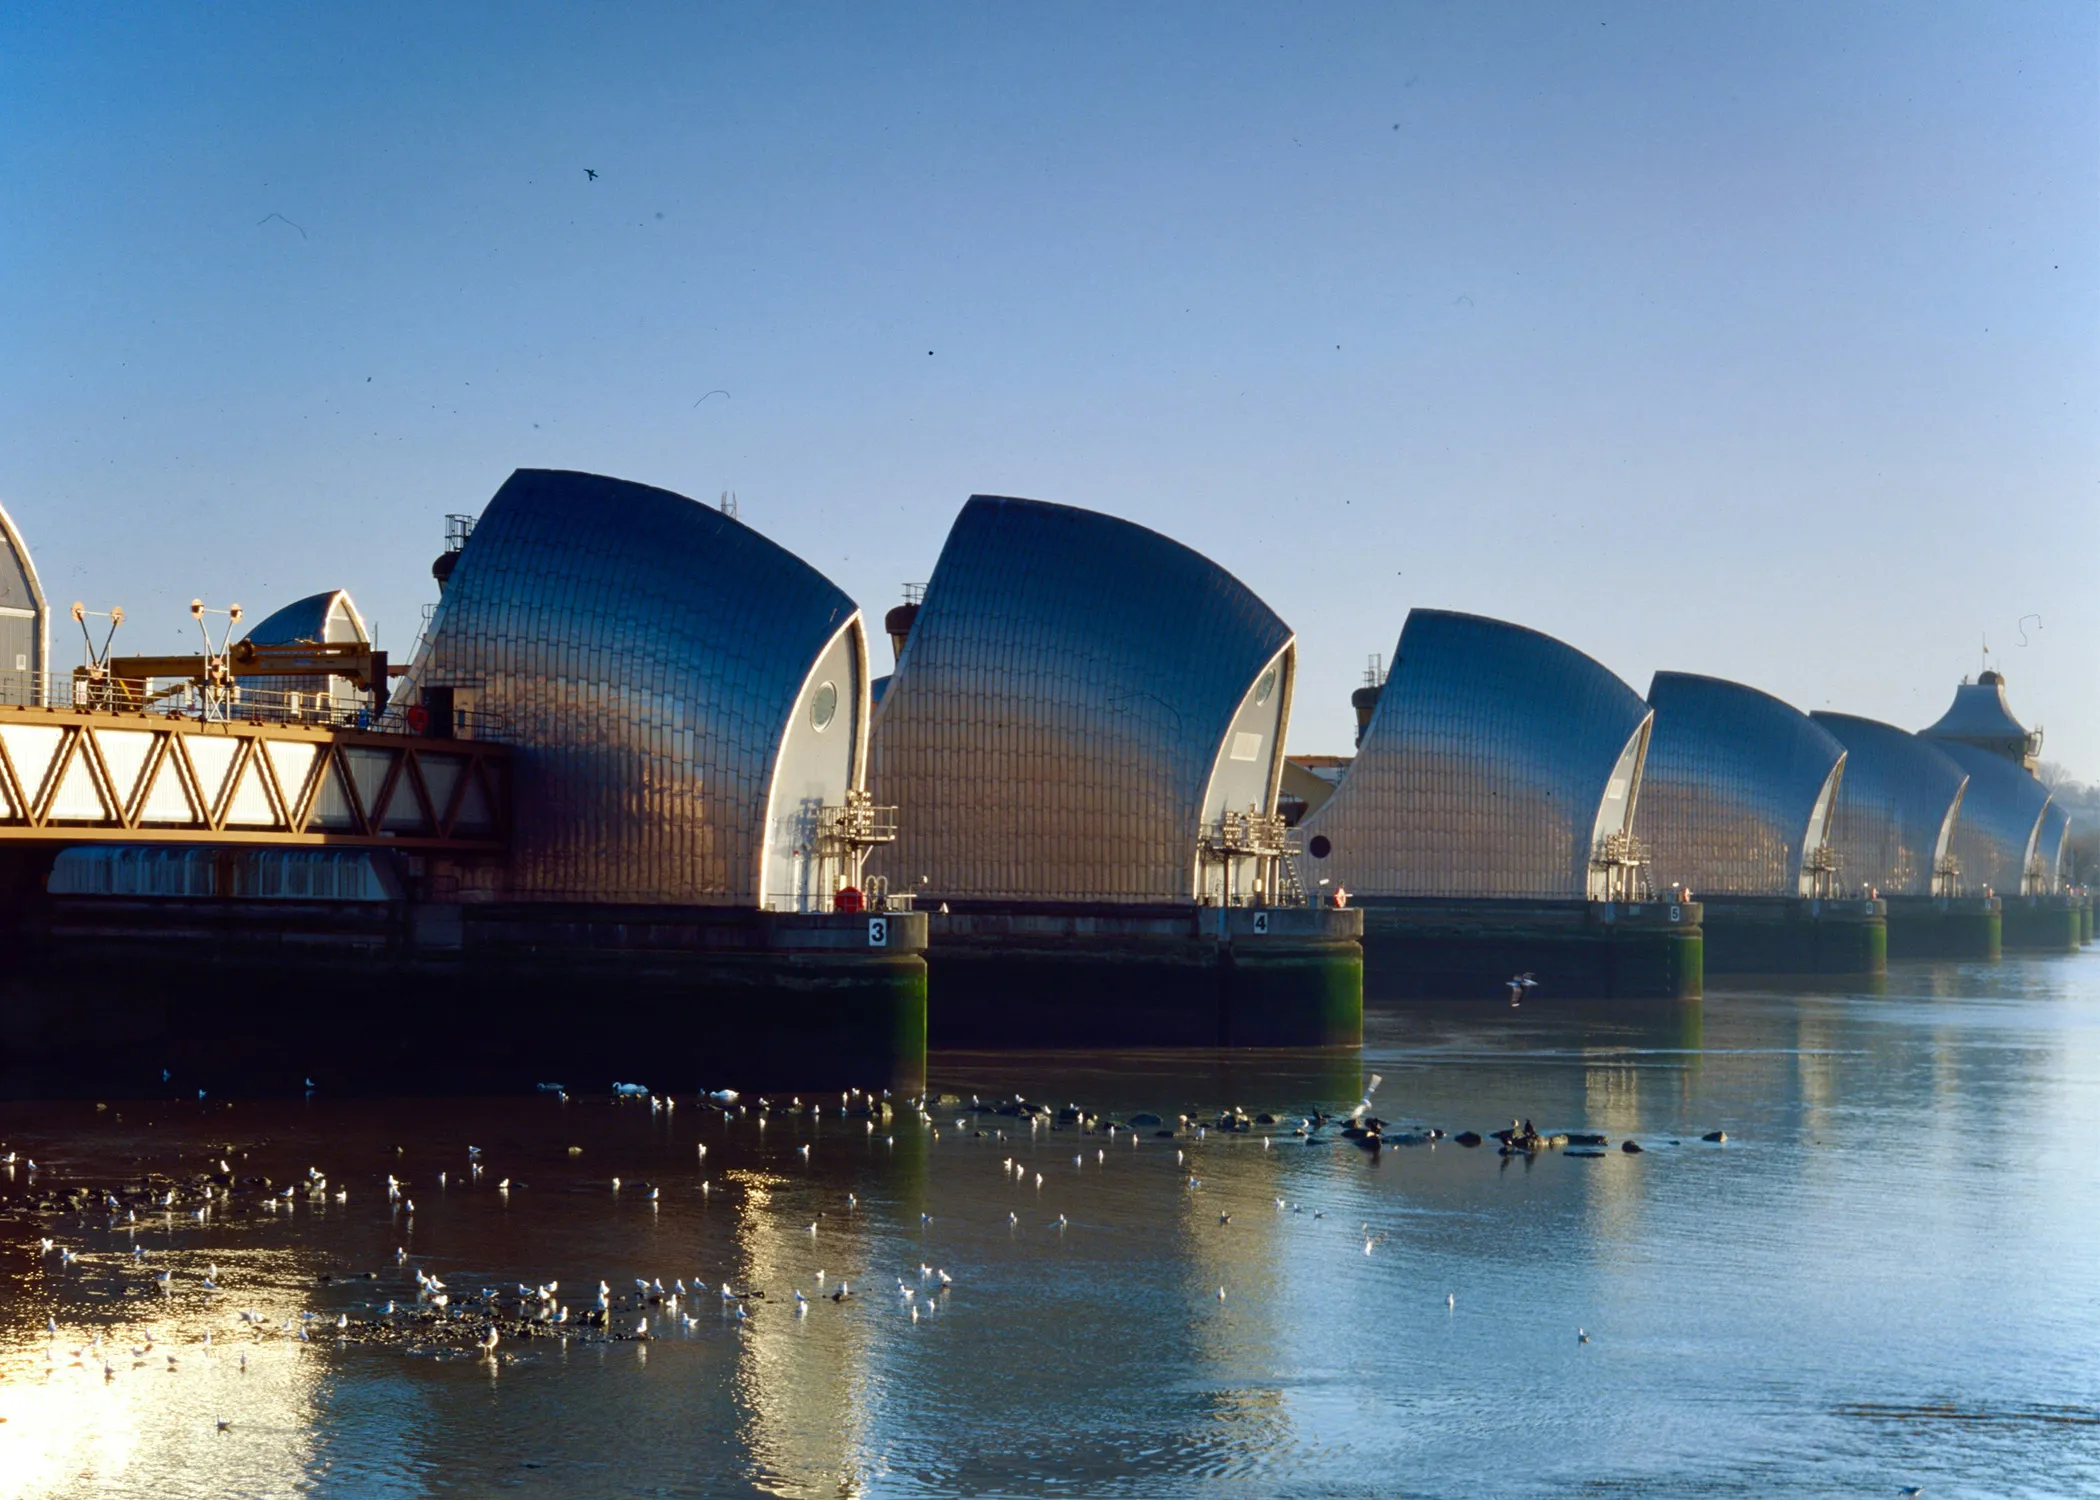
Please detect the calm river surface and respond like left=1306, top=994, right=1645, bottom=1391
left=2, top=953, right=2097, bottom=1498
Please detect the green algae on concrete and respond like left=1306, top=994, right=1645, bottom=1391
left=1884, top=895, right=2001, bottom=962
left=1357, top=898, right=1703, bottom=1002
left=2002, top=895, right=2082, bottom=953
left=1699, top=897, right=1887, bottom=977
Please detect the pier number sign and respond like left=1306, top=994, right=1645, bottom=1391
left=1252, top=911, right=1269, bottom=935
left=867, top=917, right=888, bottom=948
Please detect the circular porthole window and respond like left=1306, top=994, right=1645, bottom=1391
left=811, top=681, right=839, bottom=731
left=1308, top=835, right=1331, bottom=860
left=1254, top=668, right=1278, bottom=706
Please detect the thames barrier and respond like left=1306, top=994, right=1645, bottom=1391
left=0, top=472, right=2086, bottom=1097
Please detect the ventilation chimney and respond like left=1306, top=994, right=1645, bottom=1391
left=431, top=514, right=475, bottom=593
left=885, top=584, right=927, bottom=663
left=1351, top=652, right=1386, bottom=747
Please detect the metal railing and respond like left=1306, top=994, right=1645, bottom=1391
left=1197, top=809, right=1300, bottom=906
left=1592, top=831, right=1657, bottom=903
left=0, top=669, right=499, bottom=738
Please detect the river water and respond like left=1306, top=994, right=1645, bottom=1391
left=2, top=952, right=2096, bottom=1498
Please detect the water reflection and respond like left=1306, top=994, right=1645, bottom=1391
left=1, top=954, right=2097, bottom=1496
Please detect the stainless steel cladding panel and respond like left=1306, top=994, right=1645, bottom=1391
left=0, top=501, right=47, bottom=705
left=1639, top=673, right=1846, bottom=897
left=1809, top=712, right=1968, bottom=896
left=2033, top=799, right=2069, bottom=894
left=1296, top=610, right=1652, bottom=899
left=413, top=469, right=863, bottom=905
left=1932, top=741, right=2050, bottom=897
left=868, top=495, right=1293, bottom=902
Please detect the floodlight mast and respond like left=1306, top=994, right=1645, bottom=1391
left=189, top=600, right=244, bottom=722
left=70, top=601, right=125, bottom=709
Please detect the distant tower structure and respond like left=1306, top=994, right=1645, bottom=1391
left=431, top=514, right=476, bottom=593
left=1919, top=669, right=2042, bottom=775
left=1351, top=653, right=1386, bottom=748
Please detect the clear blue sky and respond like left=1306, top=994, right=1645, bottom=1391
left=4, top=3, right=2094, bottom=770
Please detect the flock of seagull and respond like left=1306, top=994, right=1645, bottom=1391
left=4, top=1076, right=1690, bottom=1446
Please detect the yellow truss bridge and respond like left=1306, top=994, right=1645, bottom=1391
left=0, top=702, right=506, bottom=851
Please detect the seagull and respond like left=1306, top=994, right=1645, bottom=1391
left=1349, top=1075, right=1384, bottom=1124
left=585, top=169, right=597, bottom=180
left=1577, top=1328, right=1590, bottom=1344
left=1506, top=972, right=1538, bottom=1008
left=1447, top=1293, right=1456, bottom=1310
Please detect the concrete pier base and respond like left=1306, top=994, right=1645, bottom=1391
left=1355, top=898, right=1703, bottom=1002
left=1884, top=895, right=2001, bottom=961
left=1700, top=896, right=1886, bottom=976
left=0, top=894, right=928, bottom=1098
left=919, top=903, right=1363, bottom=1049
left=2001, top=893, right=2083, bottom=953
